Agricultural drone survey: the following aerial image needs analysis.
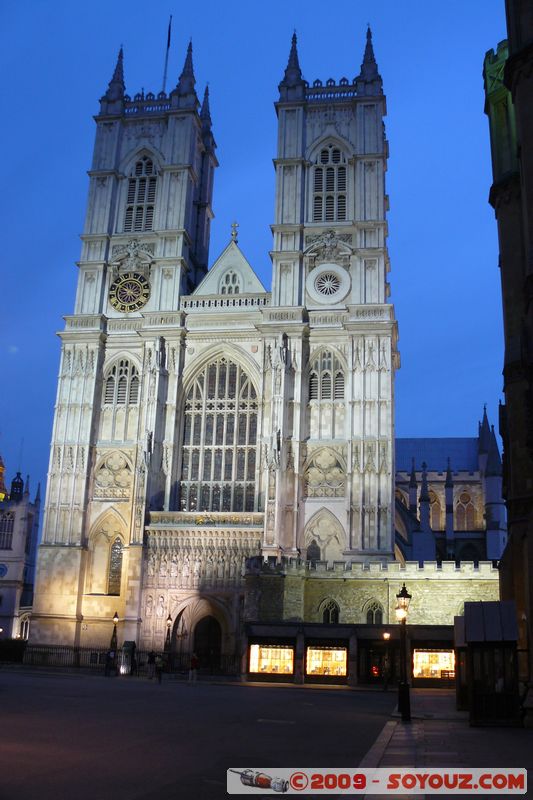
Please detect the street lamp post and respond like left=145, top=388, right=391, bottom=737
left=165, top=614, right=172, bottom=652
left=382, top=631, right=391, bottom=692
left=395, top=583, right=412, bottom=723
left=110, top=611, right=119, bottom=651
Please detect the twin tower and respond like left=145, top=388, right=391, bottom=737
left=32, top=31, right=399, bottom=648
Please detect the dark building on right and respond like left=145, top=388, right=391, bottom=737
left=483, top=1, right=533, bottom=708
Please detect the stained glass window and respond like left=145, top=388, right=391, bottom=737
left=180, top=358, right=258, bottom=511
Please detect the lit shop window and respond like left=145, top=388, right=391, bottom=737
left=413, top=649, right=455, bottom=679
left=306, top=647, right=347, bottom=677
left=249, top=645, right=294, bottom=674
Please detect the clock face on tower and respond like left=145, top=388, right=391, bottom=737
left=108, top=272, right=150, bottom=313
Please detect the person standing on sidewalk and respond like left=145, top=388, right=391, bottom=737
left=147, top=650, right=156, bottom=680
left=155, top=654, right=163, bottom=684
left=189, top=652, right=199, bottom=683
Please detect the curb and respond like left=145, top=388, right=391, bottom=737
left=358, top=720, right=397, bottom=769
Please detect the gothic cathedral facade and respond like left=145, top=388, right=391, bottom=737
left=31, top=33, right=500, bottom=660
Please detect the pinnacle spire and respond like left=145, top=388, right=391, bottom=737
left=356, top=26, right=382, bottom=94
left=445, top=457, right=454, bottom=488
left=182, top=40, right=194, bottom=79
left=419, top=462, right=430, bottom=502
left=171, top=40, right=198, bottom=109
left=279, top=31, right=306, bottom=101
left=409, top=457, right=417, bottom=488
left=486, top=426, right=502, bottom=477
left=200, top=85, right=211, bottom=127
left=104, top=47, right=125, bottom=102
left=478, top=405, right=491, bottom=454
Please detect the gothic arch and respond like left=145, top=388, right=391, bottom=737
left=85, top=510, right=127, bottom=595
left=303, top=508, right=345, bottom=563
left=102, top=352, right=142, bottom=376
left=180, top=344, right=260, bottom=399
left=119, top=146, right=165, bottom=176
left=306, top=133, right=353, bottom=163
left=307, top=345, right=348, bottom=373
left=363, top=598, right=384, bottom=625
left=303, top=447, right=346, bottom=498
left=167, top=595, right=232, bottom=652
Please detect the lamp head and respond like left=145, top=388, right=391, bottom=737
left=112, top=611, right=119, bottom=625
left=166, top=614, right=172, bottom=629
left=383, top=631, right=391, bottom=641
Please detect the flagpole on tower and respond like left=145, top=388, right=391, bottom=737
left=162, top=15, right=172, bottom=94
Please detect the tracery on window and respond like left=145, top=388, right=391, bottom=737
left=312, top=145, right=347, bottom=223
left=220, top=270, right=241, bottom=295
left=365, top=600, right=383, bottom=625
left=304, top=448, right=345, bottom=497
left=321, top=598, right=340, bottom=624
left=180, top=358, right=258, bottom=512
left=104, top=360, right=140, bottom=406
left=107, top=537, right=123, bottom=596
left=309, top=350, right=344, bottom=401
left=124, top=156, right=157, bottom=232
left=456, top=491, right=475, bottom=531
left=0, top=512, right=14, bottom=549
left=429, top=490, right=441, bottom=530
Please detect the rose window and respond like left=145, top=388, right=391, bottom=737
left=315, top=272, right=341, bottom=296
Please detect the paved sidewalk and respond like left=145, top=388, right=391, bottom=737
left=359, top=689, right=533, bottom=799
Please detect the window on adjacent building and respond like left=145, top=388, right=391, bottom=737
left=0, top=512, right=14, bottom=549
left=429, top=490, right=441, bottom=530
left=180, top=358, right=258, bottom=512
left=104, top=360, right=140, bottom=406
left=312, top=145, right=347, bottom=222
left=309, top=350, right=344, bottom=401
left=220, top=270, right=241, bottom=295
left=365, top=601, right=383, bottom=625
left=107, top=538, right=123, bottom=596
left=124, top=156, right=157, bottom=232
left=322, top=598, right=340, bottom=624
left=456, top=492, right=475, bottom=531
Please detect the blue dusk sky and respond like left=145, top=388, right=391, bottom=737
left=0, top=0, right=507, bottom=495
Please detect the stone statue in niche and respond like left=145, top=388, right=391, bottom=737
left=156, top=595, right=164, bottom=618
left=159, top=554, right=168, bottom=577
left=170, top=553, right=178, bottom=578
left=145, top=595, right=153, bottom=617
left=193, top=556, right=201, bottom=585
left=147, top=553, right=155, bottom=577
left=182, top=556, right=190, bottom=586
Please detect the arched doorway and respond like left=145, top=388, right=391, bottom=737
left=193, top=615, right=222, bottom=673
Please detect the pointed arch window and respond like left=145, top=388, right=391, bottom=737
left=456, top=492, right=476, bottom=531
left=107, top=537, right=123, bottom=595
left=180, top=358, right=258, bottom=512
left=309, top=350, right=344, bottom=402
left=322, top=598, right=340, bottom=624
left=365, top=601, right=383, bottom=625
left=429, top=490, right=442, bottom=530
left=104, top=360, right=140, bottom=407
left=312, top=145, right=348, bottom=223
left=0, top=512, right=14, bottom=549
left=124, top=156, right=157, bottom=233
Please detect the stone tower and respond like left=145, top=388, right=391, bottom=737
left=263, top=30, right=399, bottom=563
left=31, top=44, right=217, bottom=645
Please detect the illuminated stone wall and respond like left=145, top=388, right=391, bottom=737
left=246, top=560, right=499, bottom=626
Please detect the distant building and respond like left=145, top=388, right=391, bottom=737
left=484, top=0, right=533, bottom=696
left=29, top=29, right=501, bottom=684
left=0, top=457, right=40, bottom=639
left=395, top=408, right=506, bottom=566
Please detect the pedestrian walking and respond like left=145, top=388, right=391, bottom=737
left=147, top=650, right=156, bottom=680
left=155, top=653, right=163, bottom=684
left=189, top=652, right=199, bottom=683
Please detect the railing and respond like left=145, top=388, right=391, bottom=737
left=22, top=645, right=241, bottom=677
